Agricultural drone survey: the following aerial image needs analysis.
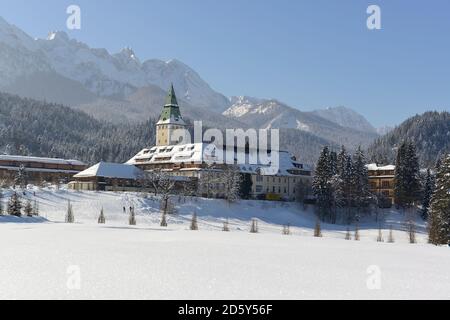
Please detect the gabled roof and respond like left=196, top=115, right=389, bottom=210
left=74, top=162, right=144, bottom=180
left=0, top=155, right=86, bottom=166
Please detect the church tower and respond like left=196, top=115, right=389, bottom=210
left=156, top=84, right=188, bottom=146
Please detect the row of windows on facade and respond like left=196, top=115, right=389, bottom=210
left=255, top=185, right=291, bottom=194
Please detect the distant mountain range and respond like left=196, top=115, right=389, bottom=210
left=0, top=16, right=382, bottom=164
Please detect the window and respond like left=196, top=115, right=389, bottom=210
left=382, top=181, right=391, bottom=188
left=256, top=175, right=263, bottom=182
left=256, top=185, right=263, bottom=193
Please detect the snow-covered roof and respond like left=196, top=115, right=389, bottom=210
left=74, top=162, right=144, bottom=180
left=127, top=143, right=312, bottom=177
left=366, top=163, right=395, bottom=171
left=0, top=155, right=86, bottom=166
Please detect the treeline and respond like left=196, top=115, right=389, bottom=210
left=368, top=111, right=450, bottom=167
left=313, top=141, right=450, bottom=246
left=0, top=92, right=156, bottom=164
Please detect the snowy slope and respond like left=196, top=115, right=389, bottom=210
left=0, top=187, right=449, bottom=300
left=312, top=106, right=377, bottom=133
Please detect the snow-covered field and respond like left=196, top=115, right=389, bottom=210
left=0, top=187, right=449, bottom=300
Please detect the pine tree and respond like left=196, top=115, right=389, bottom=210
left=14, top=165, right=28, bottom=190
left=250, top=219, right=259, bottom=233
left=351, top=146, right=370, bottom=220
left=421, top=169, right=435, bottom=220
left=98, top=208, right=106, bottom=224
left=7, top=192, right=22, bottom=217
left=395, top=141, right=421, bottom=209
left=239, top=173, right=253, bottom=200
left=336, top=146, right=354, bottom=222
left=428, top=154, right=450, bottom=245
left=129, top=207, right=136, bottom=226
left=24, top=200, right=33, bottom=217
left=314, top=219, right=322, bottom=237
left=65, top=200, right=74, bottom=223
left=313, top=147, right=334, bottom=222
left=190, top=212, right=198, bottom=231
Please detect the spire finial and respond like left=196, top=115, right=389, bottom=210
left=165, top=83, right=178, bottom=107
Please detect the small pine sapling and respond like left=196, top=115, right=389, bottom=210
left=388, top=225, right=395, bottom=243
left=282, top=224, right=291, bottom=235
left=223, top=218, right=230, bottom=232
left=354, top=224, right=360, bottom=241
left=129, top=207, right=136, bottom=226
left=190, top=212, right=198, bottom=231
left=98, top=208, right=106, bottom=224
left=65, top=200, right=74, bottom=223
left=160, top=213, right=168, bottom=227
left=345, top=227, right=351, bottom=240
left=407, top=220, right=416, bottom=244
left=314, top=219, right=322, bottom=237
left=376, top=224, right=384, bottom=242
left=250, top=219, right=259, bottom=234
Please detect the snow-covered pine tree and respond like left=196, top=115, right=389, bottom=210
left=313, top=147, right=334, bottom=222
left=428, top=154, right=450, bottom=245
left=129, top=207, right=136, bottom=226
left=395, top=141, right=421, bottom=209
left=24, top=199, right=33, bottom=217
left=190, top=212, right=198, bottom=231
left=351, top=146, right=370, bottom=220
left=65, top=200, right=75, bottom=223
left=223, top=165, right=243, bottom=203
left=421, top=169, right=435, bottom=220
left=98, top=208, right=106, bottom=224
left=336, top=146, right=354, bottom=222
left=14, top=165, right=28, bottom=191
left=7, top=192, right=22, bottom=217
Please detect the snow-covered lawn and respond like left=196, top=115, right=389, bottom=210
left=0, top=188, right=449, bottom=300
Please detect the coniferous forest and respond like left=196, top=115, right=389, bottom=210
left=0, top=92, right=156, bottom=164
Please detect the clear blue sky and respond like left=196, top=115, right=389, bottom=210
left=0, top=0, right=449, bottom=127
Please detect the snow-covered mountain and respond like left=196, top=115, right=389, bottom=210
left=0, top=17, right=230, bottom=112
left=312, top=106, right=377, bottom=133
left=224, top=96, right=379, bottom=148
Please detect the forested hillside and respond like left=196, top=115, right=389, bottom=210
left=367, top=111, right=450, bottom=167
left=0, top=92, right=156, bottom=164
